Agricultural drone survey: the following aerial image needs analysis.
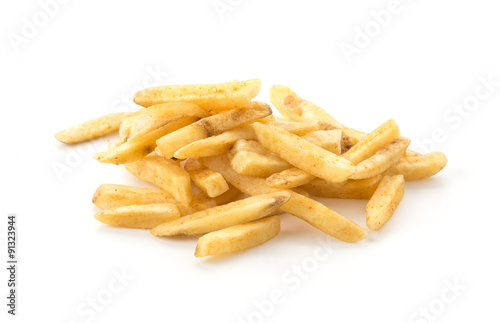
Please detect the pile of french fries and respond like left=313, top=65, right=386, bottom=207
left=55, top=79, right=447, bottom=258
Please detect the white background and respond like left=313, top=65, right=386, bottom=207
left=1, top=1, right=499, bottom=322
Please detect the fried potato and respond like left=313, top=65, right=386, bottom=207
left=134, top=79, right=261, bottom=110
left=350, top=137, right=410, bottom=180
left=195, top=216, right=280, bottom=257
left=200, top=155, right=367, bottom=242
left=230, top=150, right=291, bottom=177
left=230, top=139, right=270, bottom=156
left=150, top=191, right=290, bottom=236
left=303, top=176, right=383, bottom=199
left=157, top=104, right=272, bottom=158
left=269, top=121, right=321, bottom=136
left=94, top=203, right=180, bottom=229
left=119, top=109, right=147, bottom=139
left=269, top=85, right=298, bottom=114
left=385, top=152, right=447, bottom=180
left=55, top=112, right=132, bottom=144
left=341, top=119, right=400, bottom=164
left=301, top=130, right=342, bottom=155
left=266, top=167, right=315, bottom=189
left=253, top=123, right=355, bottom=183
left=94, top=116, right=198, bottom=164
left=125, top=154, right=192, bottom=206
left=366, top=175, right=405, bottom=230
left=185, top=158, right=229, bottom=198
left=213, top=184, right=243, bottom=205
left=92, top=184, right=173, bottom=209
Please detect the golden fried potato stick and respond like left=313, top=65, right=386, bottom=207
left=195, top=216, right=280, bottom=257
left=134, top=79, right=261, bottom=110
left=94, top=203, right=180, bottom=229
left=200, top=155, right=367, bottom=242
left=253, top=123, right=355, bottom=183
left=55, top=112, right=133, bottom=144
left=150, top=191, right=290, bottom=237
left=230, top=150, right=291, bottom=177
left=213, top=184, right=244, bottom=206
left=303, top=176, right=383, bottom=199
left=366, top=175, right=405, bottom=230
left=384, top=152, right=447, bottom=180
left=184, top=158, right=229, bottom=198
left=125, top=154, right=192, bottom=206
left=301, top=130, right=342, bottom=155
left=157, top=104, right=272, bottom=158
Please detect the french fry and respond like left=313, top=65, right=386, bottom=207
left=318, top=122, right=355, bottom=153
left=119, top=109, right=147, bottom=139
left=200, top=155, right=367, bottom=242
left=134, top=79, right=261, bottom=110
left=350, top=137, right=410, bottom=180
left=213, top=184, right=244, bottom=206
left=195, top=216, right=280, bottom=257
left=269, top=85, right=298, bottom=114
left=253, top=123, right=355, bottom=183
left=301, top=130, right=342, bottom=155
left=185, top=158, right=229, bottom=197
left=230, top=150, right=291, bottom=177
left=341, top=119, right=400, bottom=165
left=94, top=116, right=198, bottom=164
left=266, top=167, right=315, bottom=189
left=55, top=112, right=132, bottom=144
left=269, top=121, right=321, bottom=136
left=150, top=191, right=291, bottom=236
left=94, top=203, right=180, bottom=229
left=366, top=175, right=405, bottom=230
left=384, top=152, right=447, bottom=180
left=303, top=176, right=383, bottom=199
left=92, top=184, right=173, bottom=209
left=157, top=104, right=272, bottom=158
left=230, top=139, right=270, bottom=156
left=125, top=154, right=192, bottom=206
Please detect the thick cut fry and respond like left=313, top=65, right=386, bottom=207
left=92, top=184, right=173, bottom=209
left=185, top=158, right=229, bottom=197
left=157, top=105, right=272, bottom=158
left=150, top=191, right=290, bottom=236
left=195, top=216, right=280, bottom=257
left=366, top=175, right=405, bottom=230
left=200, top=155, right=367, bottom=242
left=230, top=139, right=270, bottom=155
left=301, top=130, right=342, bottom=155
left=94, top=116, right=198, bottom=164
left=213, top=184, right=244, bottom=205
left=125, top=154, right=192, bottom=206
left=253, top=123, right=355, bottom=183
left=350, top=137, right=410, bottom=180
left=266, top=167, right=315, bottom=189
left=129, top=102, right=208, bottom=139
left=134, top=79, right=261, bottom=110
left=230, top=150, right=291, bottom=177
left=269, top=121, right=321, bottom=136
left=55, top=112, right=132, bottom=144
left=341, top=119, right=400, bottom=164
left=94, top=203, right=180, bottom=229
left=269, top=85, right=298, bottom=113
left=385, top=152, right=447, bottom=180
left=303, top=176, right=383, bottom=199
left=119, top=109, right=147, bottom=139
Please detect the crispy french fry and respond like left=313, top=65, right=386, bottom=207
left=94, top=116, right=198, bottom=164
left=150, top=191, right=290, bottom=236
left=92, top=184, right=173, bottom=209
left=195, top=216, right=280, bottom=257
left=185, top=158, right=229, bottom=197
left=157, top=105, right=272, bottom=158
left=94, top=203, right=180, bottom=229
left=350, top=137, right=410, bottom=180
left=230, top=150, right=291, bottom=177
left=318, top=122, right=355, bottom=153
left=266, top=167, right=315, bottom=189
left=200, top=155, right=367, bottom=242
left=303, top=176, right=383, bottom=199
left=119, top=109, right=147, bottom=139
left=253, top=123, right=355, bottom=183
left=125, top=154, right=192, bottom=206
left=341, top=119, right=400, bottom=164
left=134, top=79, right=261, bottom=110
left=230, top=139, right=270, bottom=155
left=269, top=121, right=321, bottom=136
left=366, top=175, right=405, bottom=230
left=269, top=85, right=298, bottom=113
left=301, top=130, right=342, bottom=155
left=55, top=112, right=132, bottom=144
left=213, top=184, right=244, bottom=206
left=385, top=152, right=447, bottom=180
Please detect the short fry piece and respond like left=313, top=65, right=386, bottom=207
left=185, top=158, right=229, bottom=198
left=94, top=203, right=180, bottom=229
left=195, top=216, right=280, bottom=257
left=150, top=191, right=290, bottom=237
left=385, top=152, right=447, bottom=181
left=366, top=175, right=405, bottom=230
left=134, top=79, right=261, bottom=110
left=55, top=112, right=132, bottom=144
left=303, top=176, right=383, bottom=199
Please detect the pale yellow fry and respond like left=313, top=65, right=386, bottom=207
left=213, top=184, right=244, bottom=206
left=301, top=130, right=342, bottom=155
left=119, top=109, right=147, bottom=139
left=195, top=216, right=280, bottom=257
left=94, top=203, right=180, bottom=229
left=350, top=137, right=410, bottom=180
left=230, top=150, right=292, bottom=178
left=341, top=119, right=400, bottom=165
left=185, top=158, right=229, bottom=198
left=303, top=176, right=383, bottom=199
left=366, top=175, right=405, bottom=230
left=266, top=167, right=315, bottom=189
left=134, top=79, right=261, bottom=110
left=318, top=122, right=356, bottom=153
left=230, top=139, right=270, bottom=155
left=269, top=121, right=321, bottom=136
left=269, top=85, right=298, bottom=114
left=55, top=112, right=132, bottom=144
left=129, top=102, right=208, bottom=139
left=94, top=116, right=198, bottom=164
left=253, top=123, right=355, bottom=183
left=157, top=105, right=272, bottom=158
left=92, top=184, right=173, bottom=209
left=385, top=152, right=447, bottom=181
left=200, top=155, right=367, bottom=242
left=125, top=154, right=192, bottom=206
left=150, top=191, right=290, bottom=237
